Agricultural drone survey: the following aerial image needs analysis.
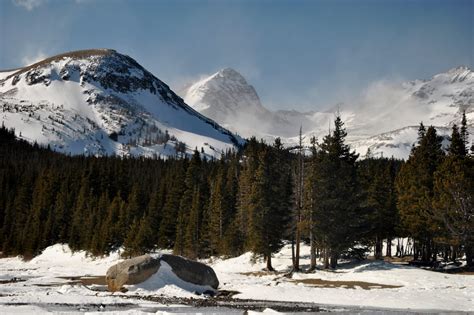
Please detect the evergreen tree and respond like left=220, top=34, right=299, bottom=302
left=236, top=138, right=260, bottom=248
left=310, top=115, right=360, bottom=268
left=358, top=158, right=400, bottom=259
left=183, top=187, right=202, bottom=258
left=102, top=193, right=127, bottom=252
left=396, top=125, right=444, bottom=261
left=433, top=155, right=474, bottom=266
left=175, top=150, right=202, bottom=256
left=449, top=124, right=466, bottom=156
left=460, top=110, right=468, bottom=150
left=207, top=163, right=227, bottom=255
left=157, top=160, right=186, bottom=249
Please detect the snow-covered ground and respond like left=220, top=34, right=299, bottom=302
left=0, top=243, right=472, bottom=314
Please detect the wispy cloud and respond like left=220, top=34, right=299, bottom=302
left=13, top=0, right=47, bottom=11
left=21, top=51, right=47, bottom=66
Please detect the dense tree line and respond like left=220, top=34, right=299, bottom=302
left=0, top=113, right=472, bottom=268
left=396, top=113, right=473, bottom=266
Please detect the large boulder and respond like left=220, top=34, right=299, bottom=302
left=105, top=254, right=160, bottom=292
left=160, top=254, right=219, bottom=289
left=105, top=254, right=219, bottom=292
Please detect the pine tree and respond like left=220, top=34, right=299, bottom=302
left=102, top=193, right=127, bottom=252
left=310, top=115, right=360, bottom=268
left=417, top=122, right=426, bottom=143
left=460, top=110, right=468, bottom=150
left=183, top=187, right=202, bottom=258
left=304, top=136, right=318, bottom=270
left=449, top=124, right=466, bottom=156
left=433, top=155, right=474, bottom=266
left=432, top=122, right=473, bottom=266
left=145, top=182, right=165, bottom=248
left=220, top=156, right=242, bottom=256
left=293, top=129, right=304, bottom=272
left=174, top=150, right=202, bottom=256
left=22, top=169, right=57, bottom=256
left=358, top=158, right=400, bottom=259
left=207, top=163, right=227, bottom=255
left=396, top=125, right=444, bottom=261
left=2, top=178, right=31, bottom=254
left=247, top=142, right=292, bottom=271
left=236, top=138, right=260, bottom=248
left=122, top=219, right=141, bottom=258
left=157, top=160, right=186, bottom=249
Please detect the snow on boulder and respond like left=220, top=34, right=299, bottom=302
left=105, top=254, right=219, bottom=293
left=106, top=254, right=160, bottom=292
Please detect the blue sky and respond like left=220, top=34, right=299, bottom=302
left=1, top=0, right=472, bottom=111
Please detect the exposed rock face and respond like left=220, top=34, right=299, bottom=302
left=161, top=254, right=219, bottom=289
left=105, top=254, right=160, bottom=292
left=105, top=254, right=219, bottom=292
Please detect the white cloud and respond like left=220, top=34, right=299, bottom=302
left=13, top=0, right=47, bottom=11
left=21, top=51, right=48, bottom=66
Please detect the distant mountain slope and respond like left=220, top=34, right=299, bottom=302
left=181, top=68, right=277, bottom=139
left=0, top=49, right=243, bottom=158
left=180, top=67, right=473, bottom=159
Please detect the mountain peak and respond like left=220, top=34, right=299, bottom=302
left=217, top=67, right=242, bottom=77
left=202, top=67, right=249, bottom=87
left=180, top=67, right=271, bottom=135
left=447, top=65, right=471, bottom=73
left=0, top=49, right=242, bottom=158
left=431, top=65, right=473, bottom=84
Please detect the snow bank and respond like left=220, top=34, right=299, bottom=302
left=1, top=243, right=473, bottom=312
left=210, top=243, right=474, bottom=312
left=129, top=261, right=215, bottom=297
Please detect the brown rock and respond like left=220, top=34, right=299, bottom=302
left=105, top=254, right=160, bottom=292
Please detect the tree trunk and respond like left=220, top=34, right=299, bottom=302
left=309, top=232, right=317, bottom=271
left=323, top=248, right=329, bottom=269
left=375, top=235, right=383, bottom=260
left=293, top=126, right=303, bottom=272
left=266, top=254, right=274, bottom=271
left=294, top=227, right=300, bottom=272
left=444, top=247, right=449, bottom=262
left=414, top=239, right=419, bottom=261
left=330, top=252, right=338, bottom=269
left=465, top=246, right=473, bottom=267
left=291, top=238, right=295, bottom=267
left=386, top=238, right=392, bottom=257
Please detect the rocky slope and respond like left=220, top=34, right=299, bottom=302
left=0, top=49, right=243, bottom=158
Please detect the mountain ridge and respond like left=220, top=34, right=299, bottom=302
left=0, top=49, right=243, bottom=158
left=180, top=66, right=473, bottom=159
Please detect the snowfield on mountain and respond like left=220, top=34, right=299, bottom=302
left=0, top=243, right=472, bottom=314
left=0, top=49, right=242, bottom=158
left=181, top=66, right=473, bottom=159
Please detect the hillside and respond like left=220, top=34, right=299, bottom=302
left=0, top=49, right=242, bottom=158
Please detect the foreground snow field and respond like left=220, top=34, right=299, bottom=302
left=0, top=244, right=472, bottom=314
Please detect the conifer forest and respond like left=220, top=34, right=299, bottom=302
left=0, top=114, right=472, bottom=269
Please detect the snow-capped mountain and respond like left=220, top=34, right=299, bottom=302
left=0, top=49, right=243, bottom=158
left=346, top=66, right=473, bottom=158
left=180, top=66, right=473, bottom=159
left=181, top=68, right=277, bottom=139
left=181, top=67, right=336, bottom=141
